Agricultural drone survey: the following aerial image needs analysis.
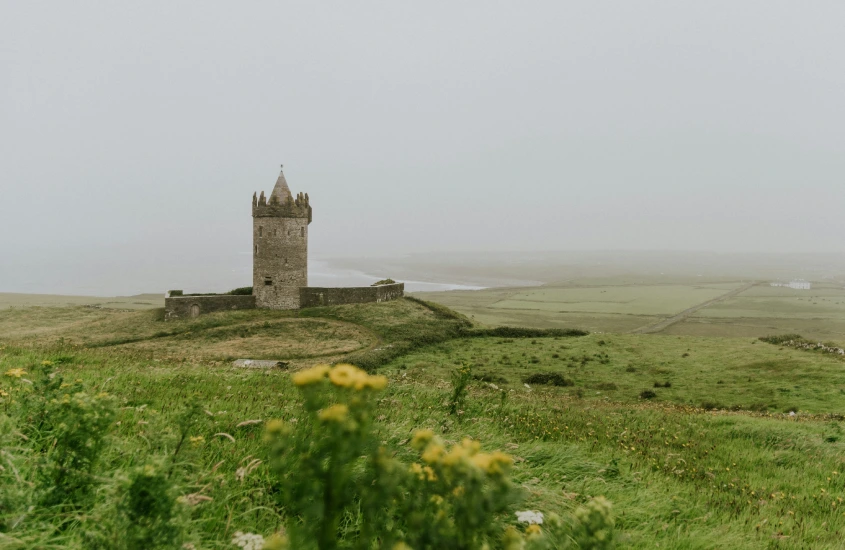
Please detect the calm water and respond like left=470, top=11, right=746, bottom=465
left=0, top=249, right=483, bottom=297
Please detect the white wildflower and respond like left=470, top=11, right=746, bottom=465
left=524, top=383, right=531, bottom=391
left=232, top=531, right=265, bottom=550
left=516, top=510, right=544, bottom=525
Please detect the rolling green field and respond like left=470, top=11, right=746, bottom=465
left=419, top=278, right=845, bottom=341
left=3, top=298, right=845, bottom=548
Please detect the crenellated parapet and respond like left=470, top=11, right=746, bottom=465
left=252, top=168, right=312, bottom=223
left=252, top=197, right=312, bottom=222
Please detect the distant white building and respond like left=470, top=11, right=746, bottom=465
left=788, top=280, right=811, bottom=290
left=770, top=280, right=812, bottom=290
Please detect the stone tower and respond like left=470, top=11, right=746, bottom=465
left=252, top=167, right=312, bottom=309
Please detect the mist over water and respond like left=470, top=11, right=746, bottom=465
left=0, top=249, right=483, bottom=297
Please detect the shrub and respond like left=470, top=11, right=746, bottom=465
left=653, top=381, right=672, bottom=388
left=639, top=390, right=657, bottom=400
left=596, top=382, right=618, bottom=391
left=449, top=364, right=472, bottom=416
left=760, top=334, right=807, bottom=345
left=266, top=363, right=615, bottom=549
left=39, top=390, right=117, bottom=506
left=523, top=373, right=573, bottom=387
left=467, top=327, right=589, bottom=339
left=228, top=286, right=253, bottom=295
left=371, top=278, right=396, bottom=286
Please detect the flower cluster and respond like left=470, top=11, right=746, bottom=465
left=293, top=363, right=387, bottom=390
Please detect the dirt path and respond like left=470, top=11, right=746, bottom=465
left=631, top=282, right=756, bottom=334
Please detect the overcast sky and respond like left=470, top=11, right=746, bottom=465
left=2, top=2, right=845, bottom=293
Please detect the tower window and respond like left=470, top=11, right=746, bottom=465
left=259, top=226, right=263, bottom=237
left=254, top=245, right=258, bottom=254
left=284, top=258, right=288, bottom=265
left=301, top=227, right=305, bottom=237
left=264, top=277, right=273, bottom=286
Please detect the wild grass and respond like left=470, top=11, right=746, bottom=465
left=4, top=298, right=845, bottom=547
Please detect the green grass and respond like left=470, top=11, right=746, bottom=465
left=4, top=298, right=845, bottom=547
left=418, top=279, right=845, bottom=341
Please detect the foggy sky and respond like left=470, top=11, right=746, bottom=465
left=3, top=2, right=845, bottom=294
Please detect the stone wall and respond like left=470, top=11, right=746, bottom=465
left=299, top=283, right=405, bottom=308
left=253, top=215, right=309, bottom=310
left=164, top=295, right=256, bottom=321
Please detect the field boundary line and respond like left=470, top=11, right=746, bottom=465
left=630, top=282, right=756, bottom=334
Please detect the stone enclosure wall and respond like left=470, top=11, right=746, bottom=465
left=164, top=295, right=256, bottom=321
left=299, top=283, right=405, bottom=308
left=164, top=284, right=404, bottom=320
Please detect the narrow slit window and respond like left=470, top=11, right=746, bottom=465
left=264, top=277, right=273, bottom=286
left=300, top=227, right=305, bottom=237
left=259, top=226, right=263, bottom=237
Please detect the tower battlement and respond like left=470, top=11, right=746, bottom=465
left=252, top=167, right=311, bottom=309
left=252, top=191, right=312, bottom=222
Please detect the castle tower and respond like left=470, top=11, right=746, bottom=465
left=252, top=166, right=312, bottom=309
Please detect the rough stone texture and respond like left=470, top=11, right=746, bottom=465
left=233, top=359, right=289, bottom=369
left=164, top=295, right=256, bottom=321
left=300, top=283, right=405, bottom=308
left=253, top=168, right=312, bottom=310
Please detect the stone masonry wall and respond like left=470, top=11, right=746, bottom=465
left=299, top=283, right=404, bottom=308
left=164, top=295, right=256, bottom=321
left=253, top=216, right=309, bottom=310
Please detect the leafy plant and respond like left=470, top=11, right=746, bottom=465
left=449, top=364, right=472, bottom=417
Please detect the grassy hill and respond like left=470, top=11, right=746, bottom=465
left=2, top=298, right=845, bottom=548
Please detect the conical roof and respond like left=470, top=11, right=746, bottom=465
left=270, top=167, right=293, bottom=203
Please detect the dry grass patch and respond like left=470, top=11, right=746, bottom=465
left=112, top=318, right=376, bottom=361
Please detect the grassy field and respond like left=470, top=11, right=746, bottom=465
left=418, top=278, right=845, bottom=340
left=3, top=298, right=845, bottom=547
left=0, top=292, right=164, bottom=310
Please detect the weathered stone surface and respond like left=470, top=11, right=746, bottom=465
left=233, top=359, right=289, bottom=369
left=253, top=167, right=311, bottom=310
left=300, top=283, right=405, bottom=308
left=164, top=295, right=256, bottom=321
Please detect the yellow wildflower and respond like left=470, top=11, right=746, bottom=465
left=502, top=526, right=524, bottom=550
left=189, top=436, right=205, bottom=446
left=410, top=463, right=424, bottom=479
left=4, top=368, right=26, bottom=378
left=410, top=429, right=435, bottom=451
left=443, top=445, right=470, bottom=467
left=41, top=360, right=54, bottom=367
left=430, top=494, right=444, bottom=505
left=292, top=365, right=330, bottom=386
left=392, top=543, right=413, bottom=550
left=0, top=389, right=8, bottom=398
left=452, top=486, right=465, bottom=497
left=263, top=533, right=290, bottom=550
left=421, top=443, right=446, bottom=465
left=525, top=524, right=542, bottom=537
left=423, top=465, right=437, bottom=481
left=318, top=404, right=349, bottom=423
left=265, top=419, right=288, bottom=436
left=329, top=364, right=365, bottom=388
left=359, top=374, right=388, bottom=391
